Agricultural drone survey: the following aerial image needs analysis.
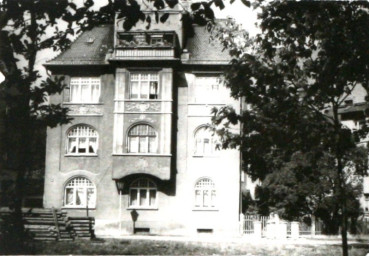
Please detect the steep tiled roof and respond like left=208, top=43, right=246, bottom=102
left=46, top=25, right=113, bottom=65
left=45, top=21, right=230, bottom=66
left=184, top=24, right=231, bottom=65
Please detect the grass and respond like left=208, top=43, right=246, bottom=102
left=9, top=238, right=368, bottom=255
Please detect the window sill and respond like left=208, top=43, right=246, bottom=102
left=62, top=207, right=96, bottom=210
left=121, top=99, right=172, bottom=102
left=63, top=102, right=104, bottom=105
left=192, top=155, right=219, bottom=158
left=127, top=207, right=158, bottom=211
left=192, top=208, right=219, bottom=212
left=65, top=154, right=98, bottom=157
left=113, top=153, right=171, bottom=157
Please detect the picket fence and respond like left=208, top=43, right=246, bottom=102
left=242, top=215, right=322, bottom=237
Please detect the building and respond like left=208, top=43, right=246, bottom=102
left=43, top=5, right=243, bottom=237
left=339, top=100, right=369, bottom=219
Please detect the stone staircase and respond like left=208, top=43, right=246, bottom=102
left=68, top=217, right=95, bottom=239
left=0, top=207, right=94, bottom=241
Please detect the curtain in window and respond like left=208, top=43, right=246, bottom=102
left=128, top=124, right=157, bottom=153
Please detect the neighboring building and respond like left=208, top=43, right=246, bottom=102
left=43, top=6, right=243, bottom=236
left=339, top=100, right=369, bottom=219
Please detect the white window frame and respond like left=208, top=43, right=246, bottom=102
left=194, top=126, right=218, bottom=156
left=365, top=194, right=369, bottom=212
left=194, top=76, right=223, bottom=103
left=127, top=124, right=157, bottom=153
left=64, top=177, right=96, bottom=208
left=66, top=125, right=98, bottom=155
left=69, top=77, right=101, bottom=103
left=128, top=178, right=157, bottom=209
left=194, top=178, right=217, bottom=210
left=129, top=73, right=159, bottom=100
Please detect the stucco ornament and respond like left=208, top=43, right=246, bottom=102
left=125, top=102, right=160, bottom=112
left=67, top=105, right=103, bottom=116
left=128, top=114, right=157, bottom=124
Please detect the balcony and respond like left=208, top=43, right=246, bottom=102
left=112, top=155, right=171, bottom=181
left=110, top=31, right=178, bottom=61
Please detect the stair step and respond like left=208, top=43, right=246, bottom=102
left=59, top=238, right=74, bottom=241
left=25, top=224, right=55, bottom=230
left=72, top=226, right=94, bottom=230
left=33, top=237, right=57, bottom=241
left=24, top=217, right=54, bottom=221
left=69, top=220, right=95, bottom=223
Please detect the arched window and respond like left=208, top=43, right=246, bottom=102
left=194, top=126, right=217, bottom=156
left=129, top=178, right=157, bottom=208
left=128, top=124, right=157, bottom=153
left=67, top=125, right=98, bottom=155
left=194, top=178, right=216, bottom=209
left=64, top=177, right=96, bottom=208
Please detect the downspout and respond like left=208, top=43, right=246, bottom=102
left=239, top=97, right=243, bottom=219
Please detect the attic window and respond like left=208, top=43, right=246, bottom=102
left=150, top=35, right=163, bottom=45
left=86, top=36, right=95, bottom=44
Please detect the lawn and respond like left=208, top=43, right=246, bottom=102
left=5, top=238, right=368, bottom=255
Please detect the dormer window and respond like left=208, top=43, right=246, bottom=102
left=150, top=35, right=163, bottom=45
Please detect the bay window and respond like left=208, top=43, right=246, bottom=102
left=128, top=124, right=157, bottom=153
left=130, top=73, right=158, bottom=99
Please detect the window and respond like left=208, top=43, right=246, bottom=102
left=130, top=73, right=158, bottom=99
left=194, top=126, right=218, bottom=156
left=365, top=194, right=369, bottom=212
left=128, top=124, right=157, bottom=153
left=129, top=178, right=157, bottom=208
left=150, top=35, right=163, bottom=45
left=67, top=125, right=98, bottom=155
left=194, top=76, right=223, bottom=103
left=69, top=77, right=100, bottom=103
left=194, top=178, right=216, bottom=209
left=64, top=177, right=96, bottom=208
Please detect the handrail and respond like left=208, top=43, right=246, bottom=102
left=51, top=207, right=61, bottom=240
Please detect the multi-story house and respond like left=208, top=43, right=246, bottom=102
left=43, top=5, right=243, bottom=236
left=339, top=100, right=369, bottom=219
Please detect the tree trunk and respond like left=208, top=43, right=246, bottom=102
left=9, top=2, right=38, bottom=251
left=332, top=104, right=349, bottom=256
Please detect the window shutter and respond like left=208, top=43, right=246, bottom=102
left=64, top=87, right=70, bottom=102
left=63, top=76, right=71, bottom=102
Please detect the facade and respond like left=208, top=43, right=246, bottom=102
left=43, top=7, right=242, bottom=236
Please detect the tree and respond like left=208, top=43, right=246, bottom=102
left=211, top=2, right=369, bottom=256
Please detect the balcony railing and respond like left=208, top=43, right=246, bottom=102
left=113, top=48, right=175, bottom=60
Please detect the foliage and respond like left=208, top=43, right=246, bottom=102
left=211, top=1, right=369, bottom=255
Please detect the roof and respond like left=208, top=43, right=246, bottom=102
left=339, top=102, right=369, bottom=114
left=45, top=21, right=231, bottom=66
left=46, top=24, right=114, bottom=65
left=183, top=24, right=231, bottom=65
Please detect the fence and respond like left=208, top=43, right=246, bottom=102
left=242, top=215, right=269, bottom=236
left=299, top=220, right=322, bottom=236
left=242, top=215, right=322, bottom=238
